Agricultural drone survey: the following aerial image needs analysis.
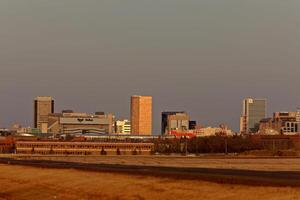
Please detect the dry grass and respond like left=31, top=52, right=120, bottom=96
left=0, top=164, right=300, bottom=200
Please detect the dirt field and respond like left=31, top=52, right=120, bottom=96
left=0, top=164, right=300, bottom=200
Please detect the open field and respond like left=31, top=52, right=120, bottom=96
left=1, top=164, right=300, bottom=200
left=2, top=154, right=300, bottom=172
left=1, top=155, right=300, bottom=187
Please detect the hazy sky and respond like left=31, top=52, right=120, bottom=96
left=1, top=0, right=300, bottom=133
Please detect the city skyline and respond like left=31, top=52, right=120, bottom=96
left=1, top=1, right=300, bottom=133
left=1, top=2, right=300, bottom=199
left=1, top=94, right=300, bottom=134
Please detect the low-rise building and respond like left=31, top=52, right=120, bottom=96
left=259, top=110, right=300, bottom=135
left=10, top=123, right=32, bottom=135
left=193, top=125, right=234, bottom=137
left=48, top=111, right=115, bottom=135
left=161, top=112, right=190, bottom=135
left=114, top=120, right=131, bottom=134
left=15, top=141, right=154, bottom=155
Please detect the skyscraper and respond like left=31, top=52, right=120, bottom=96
left=131, top=95, right=152, bottom=135
left=240, top=98, right=266, bottom=134
left=34, top=96, right=54, bottom=133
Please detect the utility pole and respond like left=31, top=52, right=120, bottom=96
left=185, top=137, right=188, bottom=156
left=196, top=137, right=198, bottom=156
left=225, top=137, right=228, bottom=155
left=272, top=139, right=275, bottom=155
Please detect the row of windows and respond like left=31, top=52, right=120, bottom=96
left=17, top=146, right=152, bottom=150
left=17, top=142, right=152, bottom=146
left=16, top=144, right=153, bottom=150
left=17, top=150, right=151, bottom=155
left=18, top=148, right=150, bottom=152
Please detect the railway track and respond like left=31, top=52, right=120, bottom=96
left=1, top=157, right=300, bottom=187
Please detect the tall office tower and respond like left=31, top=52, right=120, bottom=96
left=161, top=112, right=189, bottom=135
left=34, top=96, right=54, bottom=133
left=240, top=98, right=266, bottom=134
left=131, top=95, right=152, bottom=135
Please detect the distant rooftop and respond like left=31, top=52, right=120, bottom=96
left=162, top=111, right=186, bottom=114
left=131, top=95, right=152, bottom=98
left=35, top=96, right=54, bottom=101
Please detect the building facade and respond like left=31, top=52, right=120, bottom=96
left=259, top=111, right=300, bottom=135
left=48, top=111, right=114, bottom=135
left=131, top=96, right=152, bottom=135
left=161, top=112, right=189, bottom=135
left=193, top=125, right=234, bottom=137
left=114, top=120, right=131, bottom=134
left=240, top=98, right=266, bottom=134
left=34, top=96, right=54, bottom=133
left=189, top=121, right=197, bottom=130
left=16, top=141, right=154, bottom=155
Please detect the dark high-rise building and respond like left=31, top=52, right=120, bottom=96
left=34, top=96, right=54, bottom=133
left=189, top=121, right=197, bottom=130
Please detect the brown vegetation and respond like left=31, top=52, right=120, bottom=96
left=154, top=136, right=263, bottom=154
left=0, top=164, right=300, bottom=200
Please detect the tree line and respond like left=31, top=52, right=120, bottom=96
left=153, top=136, right=263, bottom=154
